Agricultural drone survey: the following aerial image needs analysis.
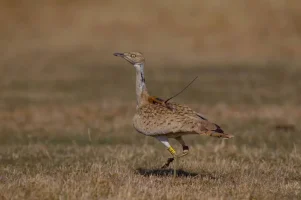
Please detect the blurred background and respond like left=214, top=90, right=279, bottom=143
left=1, top=1, right=301, bottom=199
left=1, top=0, right=301, bottom=67
left=1, top=0, right=300, bottom=107
left=0, top=0, right=301, bottom=143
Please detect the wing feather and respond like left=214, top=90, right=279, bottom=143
left=133, top=101, right=227, bottom=137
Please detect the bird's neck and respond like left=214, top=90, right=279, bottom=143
left=135, top=63, right=149, bottom=106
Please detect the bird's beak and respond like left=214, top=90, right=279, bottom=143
left=113, top=52, right=124, bottom=57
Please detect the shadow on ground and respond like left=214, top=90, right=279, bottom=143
left=135, top=168, right=198, bottom=177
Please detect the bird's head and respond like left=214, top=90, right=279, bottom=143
left=114, top=52, right=145, bottom=68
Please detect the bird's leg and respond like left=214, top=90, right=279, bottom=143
left=156, top=136, right=176, bottom=169
left=175, top=136, right=189, bottom=157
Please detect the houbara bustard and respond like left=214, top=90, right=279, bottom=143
left=114, top=52, right=234, bottom=169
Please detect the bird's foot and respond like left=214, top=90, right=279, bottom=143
left=172, top=146, right=189, bottom=158
left=161, top=146, right=189, bottom=168
left=161, top=157, right=174, bottom=169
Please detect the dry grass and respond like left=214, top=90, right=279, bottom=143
left=0, top=53, right=301, bottom=199
left=0, top=1, right=301, bottom=199
left=1, top=0, right=301, bottom=65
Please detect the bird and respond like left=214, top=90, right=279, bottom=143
left=113, top=51, right=234, bottom=169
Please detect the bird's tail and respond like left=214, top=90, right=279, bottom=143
left=207, top=131, right=234, bottom=139
left=199, top=123, right=234, bottom=139
left=195, top=120, right=234, bottom=139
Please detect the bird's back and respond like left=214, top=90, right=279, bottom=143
left=133, top=98, right=233, bottom=138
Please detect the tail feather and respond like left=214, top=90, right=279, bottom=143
left=208, top=131, right=234, bottom=139
left=198, top=122, right=234, bottom=139
left=195, top=119, right=234, bottom=139
left=213, top=123, right=224, bottom=133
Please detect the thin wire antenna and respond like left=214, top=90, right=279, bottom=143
left=164, top=76, right=198, bottom=104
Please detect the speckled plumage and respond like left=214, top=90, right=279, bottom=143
left=114, top=51, right=233, bottom=169
left=133, top=95, right=232, bottom=139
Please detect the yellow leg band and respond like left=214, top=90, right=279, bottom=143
left=168, top=147, right=176, bottom=155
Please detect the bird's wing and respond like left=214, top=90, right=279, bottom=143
left=133, top=102, right=233, bottom=138
left=147, top=96, right=207, bottom=120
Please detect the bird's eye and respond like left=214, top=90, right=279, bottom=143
left=131, top=54, right=136, bottom=58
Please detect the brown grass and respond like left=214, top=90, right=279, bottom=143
left=0, top=1, right=301, bottom=199
left=1, top=0, right=301, bottom=66
left=0, top=53, right=301, bottom=199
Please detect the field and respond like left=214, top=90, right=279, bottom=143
left=1, top=1, right=301, bottom=199
left=1, top=0, right=301, bottom=66
left=0, top=55, right=300, bottom=199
